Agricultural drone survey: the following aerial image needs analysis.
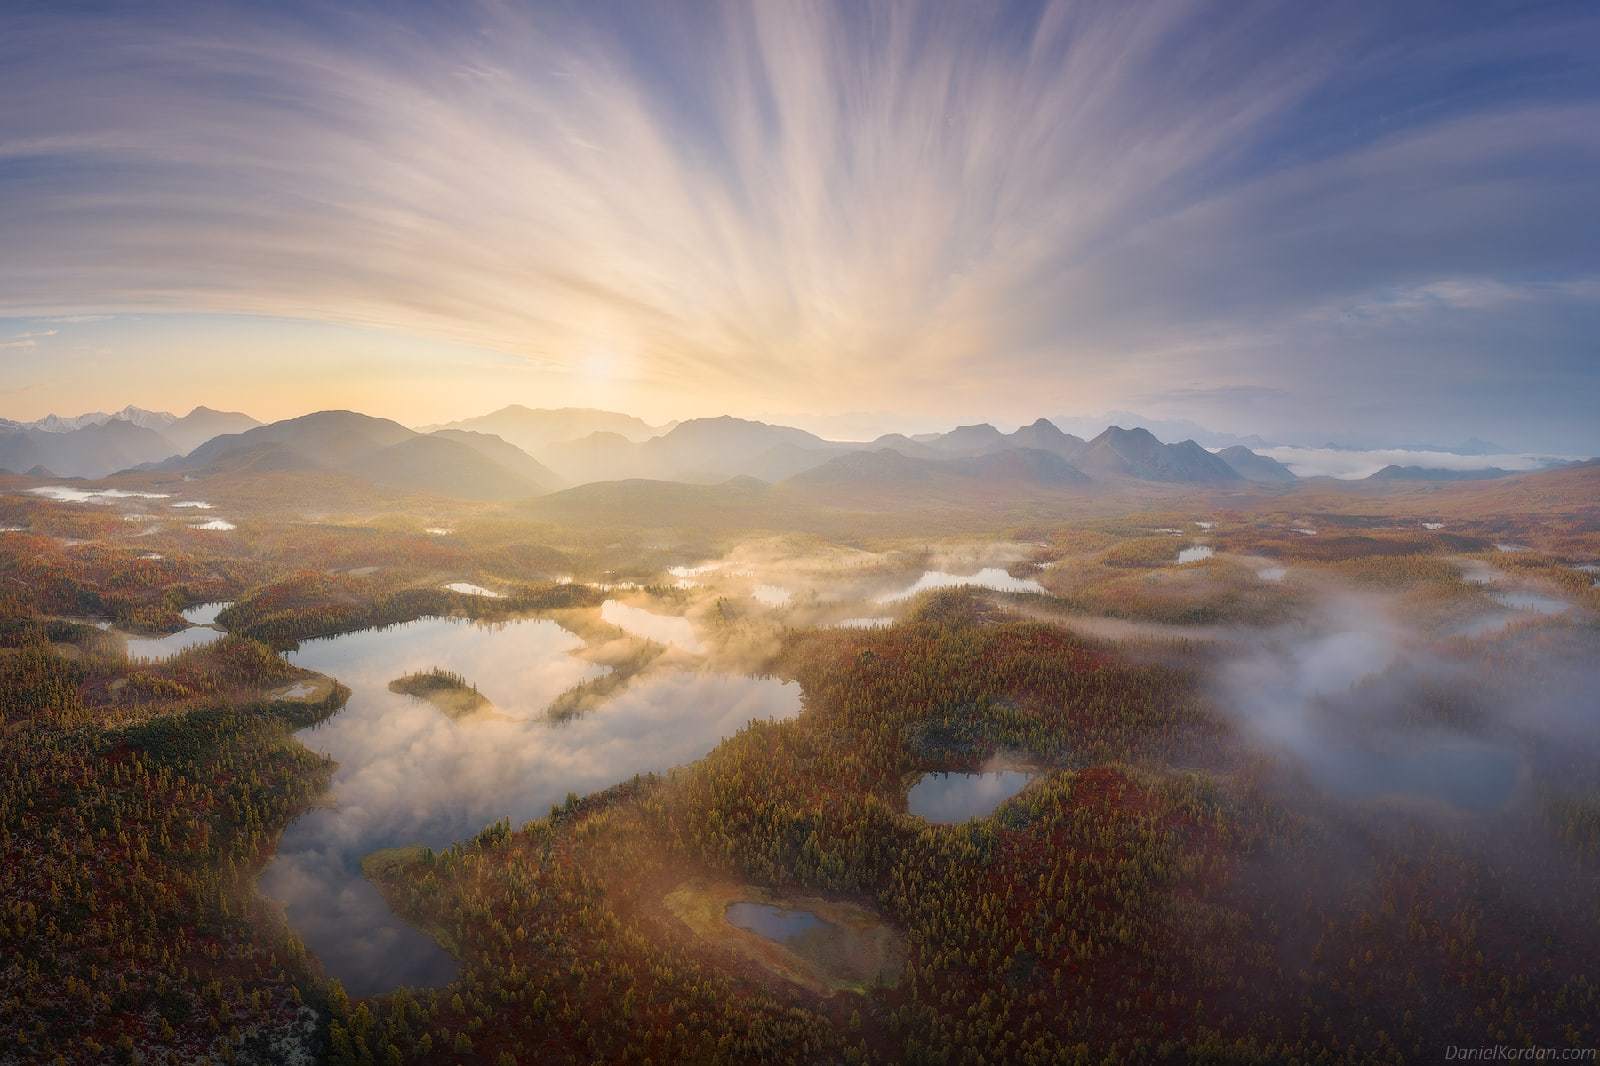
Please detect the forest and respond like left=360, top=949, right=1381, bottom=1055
left=2, top=477, right=1598, bottom=1065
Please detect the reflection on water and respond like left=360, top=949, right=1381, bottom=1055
left=123, top=626, right=221, bottom=660
left=878, top=568, right=1045, bottom=603
left=907, top=770, right=1033, bottom=823
left=260, top=615, right=800, bottom=995
left=601, top=600, right=704, bottom=652
left=725, top=902, right=826, bottom=943
left=442, top=581, right=502, bottom=598
left=1177, top=546, right=1214, bottom=564
left=181, top=600, right=232, bottom=625
left=1490, top=590, right=1569, bottom=616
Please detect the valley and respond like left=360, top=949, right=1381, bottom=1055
left=2, top=405, right=1596, bottom=1063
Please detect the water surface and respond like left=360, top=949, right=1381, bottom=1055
left=442, top=581, right=502, bottom=598
left=259, top=615, right=799, bottom=995
left=725, top=902, right=826, bottom=943
left=878, top=568, right=1045, bottom=603
left=907, top=770, right=1033, bottom=823
left=181, top=601, right=233, bottom=625
left=123, top=626, right=221, bottom=660
left=601, top=600, right=704, bottom=651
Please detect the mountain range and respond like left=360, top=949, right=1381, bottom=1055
left=0, top=400, right=1306, bottom=492
left=0, top=406, right=259, bottom=478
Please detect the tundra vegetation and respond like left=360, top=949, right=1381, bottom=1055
left=2, top=464, right=1598, bottom=1065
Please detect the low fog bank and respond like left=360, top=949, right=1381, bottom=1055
left=1258, top=445, right=1575, bottom=480
left=1210, top=587, right=1598, bottom=816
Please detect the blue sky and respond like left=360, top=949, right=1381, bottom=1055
left=1, top=1, right=1597, bottom=450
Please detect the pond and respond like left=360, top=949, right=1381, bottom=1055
left=725, top=902, right=827, bottom=943
left=600, top=600, right=704, bottom=652
left=123, top=626, right=222, bottom=661
left=907, top=770, right=1033, bottom=823
left=181, top=600, right=233, bottom=625
left=1177, top=545, right=1214, bottom=564
left=259, top=614, right=800, bottom=996
left=1320, top=738, right=1518, bottom=813
left=441, top=581, right=502, bottom=598
left=878, top=567, right=1046, bottom=603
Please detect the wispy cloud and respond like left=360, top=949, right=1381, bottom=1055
left=0, top=2, right=1597, bottom=445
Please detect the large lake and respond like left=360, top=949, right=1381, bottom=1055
left=258, top=614, right=801, bottom=996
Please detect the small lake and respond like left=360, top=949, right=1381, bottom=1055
left=907, top=770, right=1033, bottom=823
left=878, top=568, right=1045, bottom=603
left=726, top=902, right=826, bottom=943
left=259, top=615, right=799, bottom=996
left=1320, top=739, right=1517, bottom=813
left=181, top=601, right=232, bottom=625
left=1177, top=546, right=1214, bottom=564
left=123, top=626, right=221, bottom=660
left=1489, top=590, right=1569, bottom=616
left=442, top=581, right=502, bottom=598
left=601, top=600, right=704, bottom=652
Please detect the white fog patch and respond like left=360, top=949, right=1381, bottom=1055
left=1258, top=566, right=1287, bottom=582
left=261, top=615, right=798, bottom=995
left=425, top=527, right=453, bottom=536
left=172, top=500, right=213, bottom=509
left=190, top=518, right=236, bottom=530
left=1423, top=522, right=1444, bottom=530
left=1257, top=447, right=1568, bottom=480
left=1177, top=546, right=1214, bottom=564
left=752, top=584, right=792, bottom=607
left=28, top=486, right=171, bottom=503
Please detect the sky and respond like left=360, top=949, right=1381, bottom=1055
left=2, top=0, right=1598, bottom=451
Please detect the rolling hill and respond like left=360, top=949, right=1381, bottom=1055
left=157, top=410, right=558, bottom=500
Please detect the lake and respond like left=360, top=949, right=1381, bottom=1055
left=725, top=902, right=827, bottom=943
left=600, top=599, right=704, bottom=652
left=878, top=567, right=1046, bottom=603
left=258, top=614, right=800, bottom=996
left=907, top=770, right=1033, bottom=823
